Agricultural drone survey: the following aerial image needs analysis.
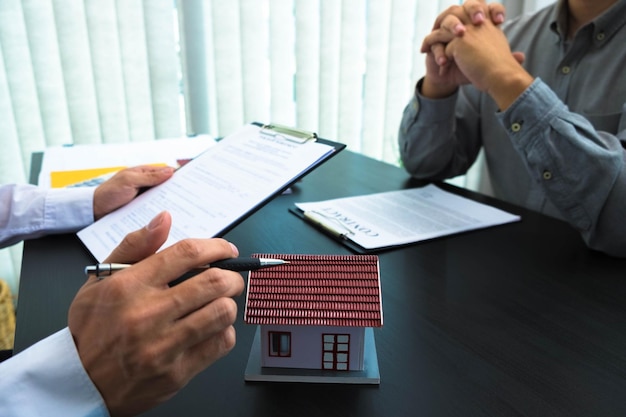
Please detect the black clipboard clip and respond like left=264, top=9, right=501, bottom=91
left=260, top=123, right=318, bottom=144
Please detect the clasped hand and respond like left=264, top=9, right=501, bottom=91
left=68, top=211, right=244, bottom=417
left=420, top=0, right=529, bottom=109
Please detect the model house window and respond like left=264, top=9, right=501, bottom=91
left=322, top=334, right=350, bottom=371
left=269, top=332, right=291, bottom=357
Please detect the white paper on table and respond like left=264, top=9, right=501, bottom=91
left=294, top=184, right=521, bottom=250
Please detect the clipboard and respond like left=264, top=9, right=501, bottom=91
left=179, top=121, right=345, bottom=196
left=78, top=122, right=346, bottom=262
left=205, top=122, right=346, bottom=235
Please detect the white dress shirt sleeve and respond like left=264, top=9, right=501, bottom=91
left=0, top=327, right=109, bottom=417
left=0, top=185, right=107, bottom=414
left=0, top=184, right=95, bottom=249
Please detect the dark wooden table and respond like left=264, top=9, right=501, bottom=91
left=15, top=150, right=626, bottom=416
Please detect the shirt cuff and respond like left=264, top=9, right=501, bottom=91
left=0, top=328, right=108, bottom=416
left=44, top=187, right=95, bottom=233
left=413, top=78, right=459, bottom=124
left=496, top=78, right=564, bottom=147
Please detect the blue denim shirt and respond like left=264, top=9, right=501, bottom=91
left=399, top=0, right=626, bottom=257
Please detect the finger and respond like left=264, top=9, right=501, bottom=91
left=147, top=326, right=237, bottom=398
left=437, top=61, right=455, bottom=79
left=431, top=43, right=448, bottom=66
left=164, top=267, right=244, bottom=321
left=439, top=14, right=467, bottom=37
left=186, top=326, right=237, bottom=372
left=93, top=166, right=175, bottom=219
left=512, top=51, right=525, bottom=65
left=104, top=211, right=172, bottom=263
left=488, top=3, right=506, bottom=25
left=179, top=326, right=237, bottom=380
left=462, top=0, right=489, bottom=25
left=133, top=237, right=240, bottom=288
left=169, top=296, right=239, bottom=351
left=420, top=26, right=461, bottom=54
left=149, top=295, right=238, bottom=364
left=113, top=165, right=175, bottom=189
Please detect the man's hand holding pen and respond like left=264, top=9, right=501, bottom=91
left=68, top=211, right=245, bottom=417
left=86, top=258, right=290, bottom=280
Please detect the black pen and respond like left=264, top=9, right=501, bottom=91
left=85, top=257, right=290, bottom=279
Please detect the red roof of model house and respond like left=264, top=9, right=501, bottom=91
left=244, top=254, right=383, bottom=328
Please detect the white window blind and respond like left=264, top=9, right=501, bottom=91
left=0, top=0, right=181, bottom=184
left=182, top=0, right=462, bottom=165
left=0, top=0, right=544, bottom=303
left=0, top=0, right=181, bottom=301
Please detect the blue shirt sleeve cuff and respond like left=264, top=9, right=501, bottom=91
left=413, top=80, right=459, bottom=124
left=496, top=78, right=564, bottom=146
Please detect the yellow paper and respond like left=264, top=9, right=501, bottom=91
left=50, top=167, right=127, bottom=188
left=50, top=163, right=168, bottom=188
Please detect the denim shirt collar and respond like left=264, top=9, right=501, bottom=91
left=549, top=0, right=626, bottom=46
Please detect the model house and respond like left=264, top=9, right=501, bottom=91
left=244, top=254, right=383, bottom=376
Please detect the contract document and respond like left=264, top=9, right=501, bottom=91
left=78, top=123, right=344, bottom=262
left=293, top=184, right=521, bottom=252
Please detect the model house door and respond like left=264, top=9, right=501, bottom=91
left=322, top=333, right=350, bottom=371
